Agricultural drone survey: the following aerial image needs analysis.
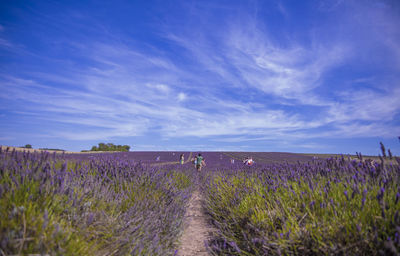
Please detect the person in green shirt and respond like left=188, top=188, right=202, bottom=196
left=196, top=153, right=205, bottom=171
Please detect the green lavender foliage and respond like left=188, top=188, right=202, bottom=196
left=204, top=156, right=400, bottom=255
left=0, top=148, right=193, bottom=255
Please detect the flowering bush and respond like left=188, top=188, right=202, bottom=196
left=0, top=148, right=193, bottom=255
left=204, top=156, right=400, bottom=255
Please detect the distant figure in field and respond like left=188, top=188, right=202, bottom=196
left=243, top=156, right=254, bottom=166
left=156, top=156, right=160, bottom=161
left=180, top=154, right=185, bottom=164
left=363, top=158, right=376, bottom=168
left=195, top=153, right=205, bottom=171
left=231, top=158, right=235, bottom=164
left=191, top=154, right=197, bottom=168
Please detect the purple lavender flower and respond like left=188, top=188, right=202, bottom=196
left=357, top=224, right=362, bottom=233
left=344, top=190, right=349, bottom=201
left=87, top=213, right=94, bottom=225
left=361, top=197, right=366, bottom=209
left=230, top=241, right=241, bottom=253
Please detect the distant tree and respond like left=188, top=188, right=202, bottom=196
left=24, top=144, right=32, bottom=148
left=106, top=143, right=114, bottom=151
left=98, top=143, right=106, bottom=151
left=87, top=143, right=130, bottom=152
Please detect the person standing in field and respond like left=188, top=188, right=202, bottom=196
left=196, top=153, right=205, bottom=171
left=243, top=156, right=254, bottom=166
left=245, top=156, right=254, bottom=166
left=180, top=154, right=184, bottom=164
left=192, top=154, right=197, bottom=167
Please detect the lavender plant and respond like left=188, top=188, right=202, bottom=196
left=203, top=155, right=400, bottom=255
left=2, top=146, right=398, bottom=255
left=0, top=148, right=194, bottom=255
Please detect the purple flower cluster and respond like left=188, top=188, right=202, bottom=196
left=63, top=151, right=192, bottom=164
left=2, top=146, right=399, bottom=255
left=0, top=148, right=194, bottom=255
left=203, top=154, right=400, bottom=255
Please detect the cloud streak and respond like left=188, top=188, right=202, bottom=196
left=0, top=0, right=399, bottom=153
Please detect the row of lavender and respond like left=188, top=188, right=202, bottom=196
left=222, top=152, right=315, bottom=164
left=203, top=155, right=400, bottom=255
left=63, top=151, right=192, bottom=164
left=0, top=148, right=194, bottom=255
left=61, top=151, right=314, bottom=166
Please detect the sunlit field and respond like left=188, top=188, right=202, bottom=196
left=2, top=0, right=400, bottom=254
left=1, top=146, right=399, bottom=255
left=203, top=156, right=400, bottom=255
left=0, top=148, right=193, bottom=255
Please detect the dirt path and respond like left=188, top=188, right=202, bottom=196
left=177, top=188, right=215, bottom=256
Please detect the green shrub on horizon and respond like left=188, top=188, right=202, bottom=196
left=87, top=142, right=130, bottom=152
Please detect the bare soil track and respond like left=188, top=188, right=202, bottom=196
left=177, top=188, right=215, bottom=256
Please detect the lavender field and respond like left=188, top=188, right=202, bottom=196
left=1, top=147, right=399, bottom=255
left=0, top=148, right=194, bottom=255
left=203, top=155, right=400, bottom=255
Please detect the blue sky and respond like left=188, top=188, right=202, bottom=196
left=1, top=0, right=400, bottom=154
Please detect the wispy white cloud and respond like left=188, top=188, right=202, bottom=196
left=0, top=136, right=14, bottom=141
left=0, top=38, right=13, bottom=48
left=327, top=88, right=400, bottom=123
left=177, top=92, right=186, bottom=102
left=150, top=83, right=171, bottom=94
left=1, top=29, right=397, bottom=142
left=0, top=0, right=399, bottom=150
left=226, top=30, right=348, bottom=104
left=164, top=14, right=349, bottom=109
